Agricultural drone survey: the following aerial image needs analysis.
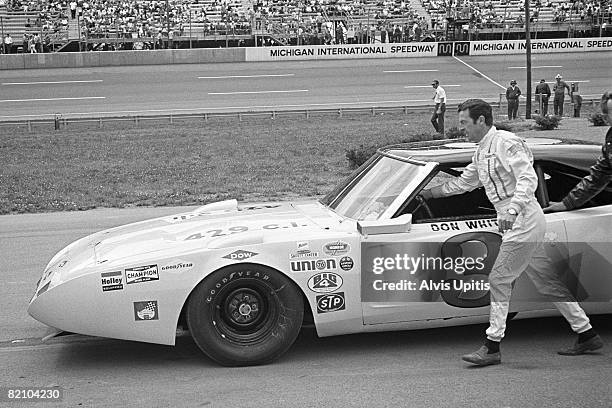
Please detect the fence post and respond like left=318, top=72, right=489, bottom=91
left=27, top=121, right=32, bottom=132
left=238, top=113, right=242, bottom=122
left=404, top=106, right=408, bottom=114
left=99, top=118, right=103, bottom=128
left=169, top=114, right=173, bottom=124
left=338, top=108, right=342, bottom=117
left=204, top=113, right=208, bottom=122
left=371, top=107, right=375, bottom=116
left=305, top=110, right=309, bottom=119
left=134, top=116, right=139, bottom=126
left=271, top=111, right=276, bottom=120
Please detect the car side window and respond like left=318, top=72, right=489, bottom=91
left=408, top=167, right=496, bottom=223
left=539, top=161, right=612, bottom=208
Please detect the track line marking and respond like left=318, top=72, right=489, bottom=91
left=198, top=74, right=295, bottom=79
left=453, top=56, right=506, bottom=90
left=0, top=97, right=106, bottom=103
left=208, top=90, right=309, bottom=95
left=384, top=69, right=439, bottom=73
left=0, top=98, right=501, bottom=119
left=404, top=85, right=461, bottom=88
left=508, top=65, right=563, bottom=69
left=2, top=80, right=104, bottom=85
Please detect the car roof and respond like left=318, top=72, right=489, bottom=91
left=381, top=138, right=601, bottom=171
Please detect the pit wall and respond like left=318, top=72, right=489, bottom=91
left=1, top=38, right=610, bottom=70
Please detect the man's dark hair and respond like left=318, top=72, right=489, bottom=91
left=458, top=99, right=493, bottom=126
left=601, top=91, right=611, bottom=115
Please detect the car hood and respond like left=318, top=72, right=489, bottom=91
left=92, top=199, right=341, bottom=262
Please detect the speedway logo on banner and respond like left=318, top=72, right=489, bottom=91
left=245, top=42, right=438, bottom=61
left=470, top=37, right=612, bottom=55
left=245, top=37, right=611, bottom=61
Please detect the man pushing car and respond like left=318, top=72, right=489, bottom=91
left=420, top=99, right=603, bottom=366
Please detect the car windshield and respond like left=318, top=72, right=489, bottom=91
left=321, top=152, right=430, bottom=220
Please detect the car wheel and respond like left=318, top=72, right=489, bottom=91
left=186, top=264, right=304, bottom=366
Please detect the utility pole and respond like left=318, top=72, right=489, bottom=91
left=166, top=0, right=170, bottom=47
left=1, top=17, right=4, bottom=54
left=77, top=13, right=81, bottom=51
left=525, top=0, right=532, bottom=119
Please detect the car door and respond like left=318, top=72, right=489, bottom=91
left=361, top=218, right=497, bottom=325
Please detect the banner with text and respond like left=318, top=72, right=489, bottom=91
left=245, top=42, right=438, bottom=61
left=470, top=37, right=612, bottom=55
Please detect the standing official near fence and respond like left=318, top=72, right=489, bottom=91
left=430, top=79, right=446, bottom=135
left=553, top=74, right=571, bottom=116
left=506, top=80, right=521, bottom=120
left=535, top=79, right=551, bottom=115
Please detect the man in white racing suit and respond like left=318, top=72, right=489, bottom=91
left=421, top=99, right=602, bottom=366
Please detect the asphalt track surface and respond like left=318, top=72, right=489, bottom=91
left=0, top=51, right=610, bottom=119
left=1, top=208, right=611, bottom=407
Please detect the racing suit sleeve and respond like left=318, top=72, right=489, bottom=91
left=503, top=139, right=539, bottom=213
left=430, top=155, right=482, bottom=198
left=562, top=128, right=612, bottom=209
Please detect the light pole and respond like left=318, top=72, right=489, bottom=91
left=525, top=0, right=532, bottom=118
left=1, top=17, right=4, bottom=54
left=166, top=0, right=170, bottom=41
left=77, top=12, right=81, bottom=51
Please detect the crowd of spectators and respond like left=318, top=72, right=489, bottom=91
left=1, top=0, right=610, bottom=52
left=4, top=0, right=69, bottom=33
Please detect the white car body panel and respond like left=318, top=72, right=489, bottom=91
left=28, top=142, right=612, bottom=349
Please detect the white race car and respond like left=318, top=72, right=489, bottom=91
left=28, top=139, right=612, bottom=366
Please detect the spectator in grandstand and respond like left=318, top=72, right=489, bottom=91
left=535, top=78, right=551, bottom=116
left=506, top=80, right=521, bottom=120
left=430, top=79, right=446, bottom=135
left=553, top=74, right=571, bottom=116
left=544, top=91, right=612, bottom=213
left=70, top=0, right=77, bottom=19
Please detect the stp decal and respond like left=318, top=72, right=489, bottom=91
left=316, top=293, right=346, bottom=313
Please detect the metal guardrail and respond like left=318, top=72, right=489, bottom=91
left=0, top=103, right=464, bottom=132
left=0, top=98, right=601, bottom=132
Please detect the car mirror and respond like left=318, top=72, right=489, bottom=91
left=357, top=214, right=412, bottom=235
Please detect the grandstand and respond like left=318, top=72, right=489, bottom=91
left=1, top=0, right=610, bottom=52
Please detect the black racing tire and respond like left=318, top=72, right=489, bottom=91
left=186, top=263, right=304, bottom=366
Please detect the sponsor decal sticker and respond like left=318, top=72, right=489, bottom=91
left=316, top=292, right=346, bottom=313
left=101, top=271, right=123, bottom=292
left=290, top=258, right=337, bottom=272
left=339, top=256, right=354, bottom=271
left=125, top=265, right=159, bottom=284
left=134, top=301, right=158, bottom=321
left=322, top=241, right=350, bottom=256
left=58, top=260, right=67, bottom=268
left=160, top=261, right=194, bottom=272
left=223, top=250, right=258, bottom=260
left=308, top=272, right=343, bottom=293
left=290, top=241, right=320, bottom=259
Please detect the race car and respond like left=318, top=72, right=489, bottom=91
left=28, top=138, right=612, bottom=366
